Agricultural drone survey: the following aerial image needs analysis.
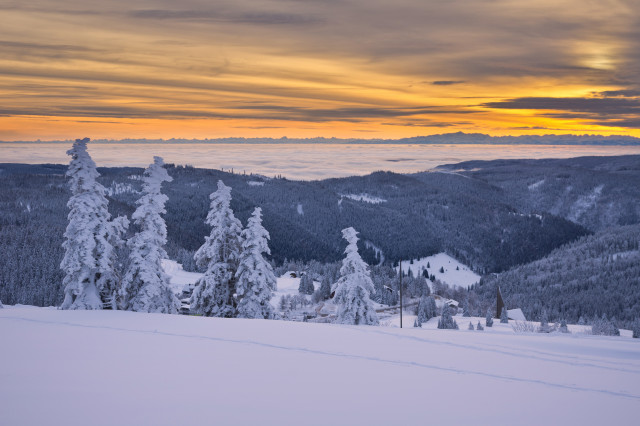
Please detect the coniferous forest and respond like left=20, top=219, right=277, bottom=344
left=1, top=154, right=639, bottom=327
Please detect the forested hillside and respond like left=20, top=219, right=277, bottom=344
left=473, top=224, right=640, bottom=327
left=436, top=155, right=640, bottom=231
left=6, top=155, right=640, bottom=309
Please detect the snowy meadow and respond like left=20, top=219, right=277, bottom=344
left=1, top=306, right=639, bottom=426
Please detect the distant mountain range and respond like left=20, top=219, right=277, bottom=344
left=4, top=132, right=640, bottom=145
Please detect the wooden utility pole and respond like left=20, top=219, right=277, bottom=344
left=399, top=260, right=403, bottom=328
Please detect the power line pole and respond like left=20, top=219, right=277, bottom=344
left=399, top=260, right=403, bottom=328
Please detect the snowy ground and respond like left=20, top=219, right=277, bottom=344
left=340, top=193, right=387, bottom=204
left=270, top=272, right=314, bottom=303
left=160, top=262, right=318, bottom=310
left=161, top=259, right=203, bottom=295
left=383, top=313, right=634, bottom=336
left=1, top=306, right=639, bottom=426
left=399, top=253, right=480, bottom=290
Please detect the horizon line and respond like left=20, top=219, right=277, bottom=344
left=2, top=131, right=640, bottom=145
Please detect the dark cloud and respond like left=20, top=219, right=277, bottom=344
left=382, top=120, right=473, bottom=127
left=510, top=126, right=550, bottom=130
left=483, top=96, right=640, bottom=129
left=590, top=118, right=640, bottom=129
left=231, top=104, right=478, bottom=122
left=130, top=9, right=322, bottom=25
left=431, top=81, right=465, bottom=85
left=232, top=126, right=285, bottom=129
left=0, top=40, right=97, bottom=54
left=596, top=90, right=640, bottom=98
left=482, top=97, right=640, bottom=116
left=0, top=102, right=476, bottom=123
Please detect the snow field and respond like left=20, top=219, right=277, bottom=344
left=399, top=253, right=481, bottom=290
left=340, top=193, right=387, bottom=204
left=161, top=262, right=318, bottom=311
left=161, top=259, right=203, bottom=295
left=269, top=272, right=319, bottom=308
left=1, top=306, right=639, bottom=426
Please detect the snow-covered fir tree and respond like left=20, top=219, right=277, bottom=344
left=190, top=181, right=242, bottom=317
left=477, top=321, right=484, bottom=330
left=415, top=294, right=437, bottom=327
left=298, top=273, right=315, bottom=295
left=332, top=227, right=379, bottom=325
left=318, top=276, right=332, bottom=301
left=538, top=310, right=551, bottom=333
left=559, top=318, right=569, bottom=333
left=632, top=319, right=640, bottom=338
left=485, top=309, right=494, bottom=327
left=468, top=321, right=474, bottom=330
left=279, top=295, right=290, bottom=312
left=591, top=314, right=620, bottom=336
left=500, top=307, right=509, bottom=323
left=61, top=138, right=128, bottom=310
left=437, top=303, right=458, bottom=329
left=236, top=207, right=277, bottom=319
left=119, top=157, right=179, bottom=313
left=462, top=300, right=471, bottom=317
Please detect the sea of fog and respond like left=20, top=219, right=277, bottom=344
left=2, top=143, right=640, bottom=180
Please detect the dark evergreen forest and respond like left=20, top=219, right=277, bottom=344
left=1, top=154, right=638, bottom=325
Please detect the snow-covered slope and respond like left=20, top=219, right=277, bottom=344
left=270, top=272, right=318, bottom=307
left=399, top=253, right=480, bottom=289
left=340, top=193, right=387, bottom=204
left=1, top=306, right=638, bottom=426
left=161, top=259, right=203, bottom=295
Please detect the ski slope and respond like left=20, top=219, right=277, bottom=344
left=1, top=306, right=639, bottom=426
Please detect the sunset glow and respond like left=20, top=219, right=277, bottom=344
left=1, top=0, right=639, bottom=140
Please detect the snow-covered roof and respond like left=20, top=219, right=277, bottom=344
left=507, top=308, right=526, bottom=321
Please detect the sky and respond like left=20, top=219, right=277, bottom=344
left=1, top=0, right=640, bottom=141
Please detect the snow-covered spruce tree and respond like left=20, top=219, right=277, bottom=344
left=415, top=294, right=437, bottom=327
left=317, top=276, right=332, bottom=301
left=236, top=207, right=277, bottom=319
left=559, top=318, right=569, bottom=333
left=462, top=300, right=471, bottom=317
left=500, top=307, right=509, bottom=324
left=437, top=303, right=458, bottom=329
left=426, top=296, right=437, bottom=319
left=61, top=138, right=129, bottom=310
left=332, top=227, right=379, bottom=325
left=476, top=321, right=484, bottom=331
left=591, top=314, right=619, bottom=336
left=485, top=309, right=493, bottom=327
left=632, top=319, right=640, bottom=339
left=190, top=181, right=242, bottom=317
left=298, top=273, right=315, bottom=295
left=610, top=317, right=620, bottom=336
left=119, top=157, right=179, bottom=313
left=538, top=310, right=551, bottom=333
left=415, top=296, right=426, bottom=327
left=468, top=322, right=474, bottom=330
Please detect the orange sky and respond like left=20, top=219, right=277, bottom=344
left=1, top=0, right=639, bottom=140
